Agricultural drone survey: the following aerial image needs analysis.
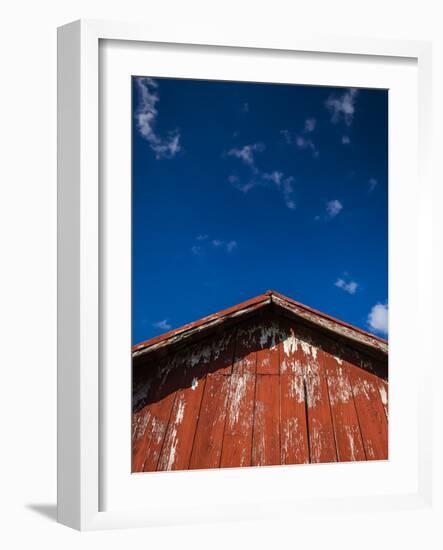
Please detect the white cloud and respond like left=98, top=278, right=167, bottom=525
left=335, top=278, right=358, bottom=295
left=369, top=177, right=378, bottom=191
left=280, top=129, right=292, bottom=144
left=226, top=240, right=238, bottom=252
left=263, top=171, right=284, bottom=187
left=326, top=199, right=343, bottom=218
left=242, top=102, right=249, bottom=113
left=193, top=236, right=238, bottom=254
left=263, top=172, right=296, bottom=209
left=367, top=303, right=388, bottom=335
left=282, top=176, right=296, bottom=210
left=236, top=181, right=257, bottom=193
left=304, top=118, right=316, bottom=133
left=325, top=88, right=358, bottom=126
left=282, top=119, right=318, bottom=157
left=295, top=136, right=319, bottom=157
left=134, top=77, right=181, bottom=159
left=227, top=143, right=265, bottom=172
left=228, top=173, right=257, bottom=193
left=226, top=143, right=295, bottom=209
left=341, top=135, right=351, bottom=144
left=153, top=319, right=172, bottom=330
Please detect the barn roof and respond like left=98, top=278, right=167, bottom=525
left=133, top=290, right=388, bottom=360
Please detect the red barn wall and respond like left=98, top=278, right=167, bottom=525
left=132, top=312, right=388, bottom=472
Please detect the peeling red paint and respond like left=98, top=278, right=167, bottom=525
left=133, top=290, right=387, bottom=360
left=132, top=294, right=388, bottom=472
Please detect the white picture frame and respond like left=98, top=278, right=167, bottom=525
left=57, top=19, right=434, bottom=531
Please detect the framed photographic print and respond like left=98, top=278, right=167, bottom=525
left=58, top=20, right=433, bottom=531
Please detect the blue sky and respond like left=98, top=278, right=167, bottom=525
left=132, top=77, right=388, bottom=344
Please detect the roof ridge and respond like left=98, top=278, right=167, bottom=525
left=132, top=290, right=388, bottom=358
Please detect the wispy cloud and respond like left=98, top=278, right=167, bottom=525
left=192, top=236, right=238, bottom=255
left=341, top=135, right=351, bottom=145
left=280, top=129, right=292, bottom=144
left=325, top=88, right=358, bottom=126
left=281, top=118, right=319, bottom=158
left=263, top=171, right=296, bottom=209
left=234, top=181, right=257, bottom=194
left=367, top=303, right=388, bottom=335
left=153, top=319, right=172, bottom=330
left=134, top=77, right=181, bottom=159
left=242, top=102, right=249, bottom=113
left=369, top=177, right=378, bottom=191
left=226, top=142, right=296, bottom=209
left=335, top=277, right=358, bottom=295
left=226, top=240, right=238, bottom=252
left=227, top=143, right=265, bottom=173
left=304, top=118, right=316, bottom=133
left=326, top=199, right=343, bottom=218
left=295, top=136, right=319, bottom=157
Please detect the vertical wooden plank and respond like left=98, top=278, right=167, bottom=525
left=132, top=358, right=177, bottom=472
left=323, top=351, right=366, bottom=462
left=209, top=328, right=236, bottom=375
left=279, top=321, right=309, bottom=464
left=279, top=321, right=302, bottom=377
left=232, top=323, right=258, bottom=375
left=252, top=374, right=280, bottom=466
left=297, top=327, right=337, bottom=463
left=377, top=378, right=389, bottom=421
left=189, top=373, right=231, bottom=469
left=156, top=379, right=205, bottom=471
left=156, top=341, right=212, bottom=471
left=220, top=373, right=256, bottom=468
left=139, top=392, right=177, bottom=472
left=256, top=320, right=280, bottom=374
left=348, top=364, right=388, bottom=460
left=132, top=372, right=155, bottom=470
left=280, top=374, right=310, bottom=464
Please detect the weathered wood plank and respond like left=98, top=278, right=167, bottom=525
left=279, top=322, right=310, bottom=464
left=156, top=342, right=212, bottom=471
left=377, top=378, right=389, bottom=422
left=280, top=373, right=310, bottom=465
left=189, top=373, right=231, bottom=470
left=156, top=377, right=205, bottom=471
left=298, top=328, right=337, bottom=463
left=252, top=374, right=280, bottom=466
left=348, top=365, right=388, bottom=460
left=232, top=324, right=258, bottom=375
left=256, top=320, right=280, bottom=375
left=323, top=352, right=366, bottom=462
left=133, top=358, right=178, bottom=472
left=139, top=391, right=177, bottom=472
left=209, top=328, right=237, bottom=375
left=220, top=373, right=256, bottom=468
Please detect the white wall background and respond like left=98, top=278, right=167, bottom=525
left=0, top=0, right=441, bottom=547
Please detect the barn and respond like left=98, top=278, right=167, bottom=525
left=132, top=290, right=388, bottom=472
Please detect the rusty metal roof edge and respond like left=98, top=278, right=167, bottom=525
left=133, top=289, right=388, bottom=359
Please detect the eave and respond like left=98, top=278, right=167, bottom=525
left=132, top=290, right=388, bottom=362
